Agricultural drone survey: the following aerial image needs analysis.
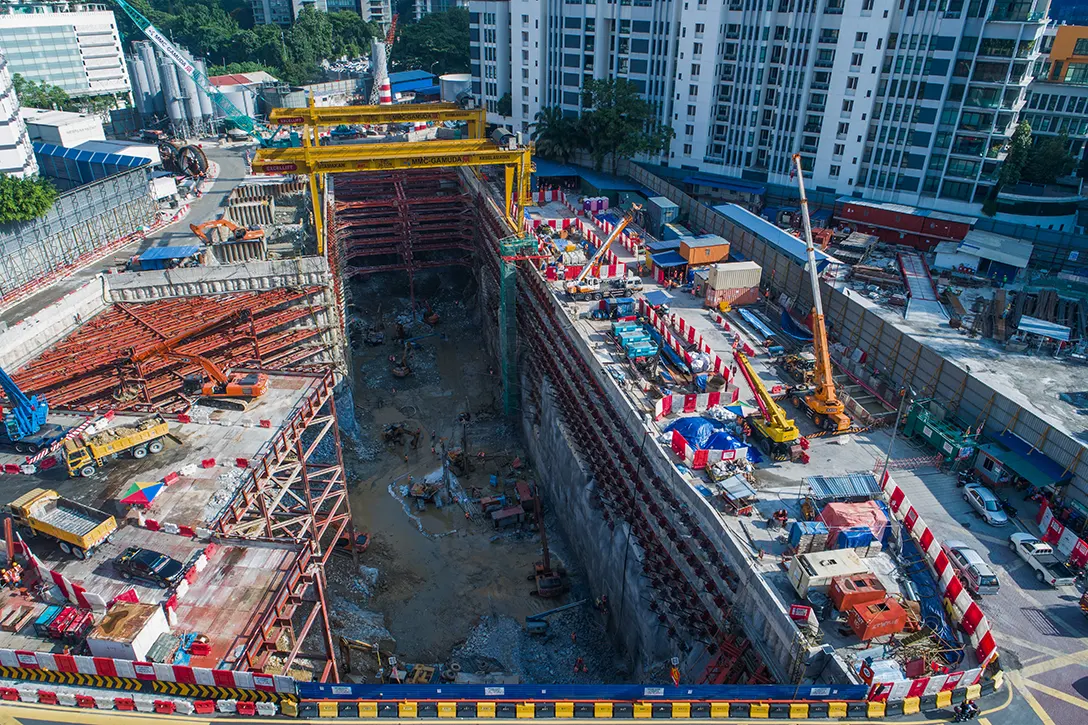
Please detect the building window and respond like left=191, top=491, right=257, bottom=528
left=1074, top=38, right=1088, bottom=56
left=683, top=144, right=693, bottom=155
left=830, top=165, right=840, bottom=177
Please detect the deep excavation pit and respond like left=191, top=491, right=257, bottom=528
left=324, top=268, right=632, bottom=684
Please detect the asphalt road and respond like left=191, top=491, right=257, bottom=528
left=0, top=143, right=251, bottom=328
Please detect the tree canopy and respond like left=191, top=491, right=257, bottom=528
left=1021, top=133, right=1078, bottom=185
left=13, top=74, right=69, bottom=110
left=580, top=79, right=674, bottom=171
left=998, top=121, right=1033, bottom=188
left=393, top=8, right=469, bottom=75
left=118, top=1, right=379, bottom=86
left=531, top=106, right=582, bottom=165
left=0, top=176, right=57, bottom=223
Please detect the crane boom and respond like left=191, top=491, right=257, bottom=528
left=790, top=153, right=850, bottom=433
left=733, top=351, right=794, bottom=433
left=112, top=0, right=266, bottom=139
left=0, top=366, right=48, bottom=441
left=572, top=212, right=635, bottom=285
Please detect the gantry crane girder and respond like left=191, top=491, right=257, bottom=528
left=253, top=139, right=533, bottom=228
left=269, top=103, right=487, bottom=139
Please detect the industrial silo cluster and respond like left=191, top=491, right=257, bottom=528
left=127, top=41, right=215, bottom=138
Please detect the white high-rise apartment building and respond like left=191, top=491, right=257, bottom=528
left=470, top=0, right=1050, bottom=215
left=414, top=0, right=468, bottom=21
left=0, top=3, right=129, bottom=99
left=0, top=49, right=39, bottom=177
left=251, top=0, right=389, bottom=27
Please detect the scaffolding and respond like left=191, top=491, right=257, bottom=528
left=0, top=166, right=157, bottom=308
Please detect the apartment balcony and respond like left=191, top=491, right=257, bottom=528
left=812, top=80, right=830, bottom=90
left=804, top=123, right=822, bottom=133
left=989, top=9, right=1046, bottom=21
left=800, top=143, right=819, bottom=153
left=963, top=94, right=1001, bottom=109
left=832, top=153, right=844, bottom=161
left=815, top=59, right=835, bottom=68
left=809, top=104, right=826, bottom=112
left=836, top=132, right=848, bottom=140
left=825, top=5, right=844, bottom=13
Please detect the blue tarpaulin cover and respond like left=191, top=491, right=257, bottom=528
left=651, top=251, right=687, bottom=268
left=139, top=245, right=201, bottom=262
left=663, top=417, right=748, bottom=453
left=643, top=290, right=673, bottom=306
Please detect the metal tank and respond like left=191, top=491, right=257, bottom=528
left=160, top=57, right=187, bottom=130
left=136, top=42, right=164, bottom=115
left=128, top=57, right=153, bottom=116
left=193, top=58, right=214, bottom=119
left=178, top=53, right=203, bottom=129
left=439, top=74, right=472, bottom=103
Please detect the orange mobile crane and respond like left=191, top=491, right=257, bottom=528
left=121, top=311, right=269, bottom=411
left=788, top=154, right=851, bottom=433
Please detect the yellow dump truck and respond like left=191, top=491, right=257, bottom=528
left=9, top=489, right=117, bottom=559
left=64, top=415, right=170, bottom=478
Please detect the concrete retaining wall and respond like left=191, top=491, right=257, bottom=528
left=0, top=280, right=108, bottom=371
left=106, top=257, right=330, bottom=302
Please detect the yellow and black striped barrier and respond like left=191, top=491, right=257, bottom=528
left=0, top=665, right=140, bottom=691
left=295, top=699, right=882, bottom=719
left=151, top=680, right=295, bottom=703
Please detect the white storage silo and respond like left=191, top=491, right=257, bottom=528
left=128, top=57, right=154, bottom=117
left=136, top=42, right=164, bottom=115
left=178, top=55, right=203, bottom=127
left=160, top=57, right=187, bottom=130
left=439, top=74, right=472, bottom=103
left=193, top=58, right=214, bottom=120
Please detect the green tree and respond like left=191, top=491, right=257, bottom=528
left=13, top=74, right=69, bottom=110
left=329, top=11, right=379, bottom=59
left=393, top=7, right=469, bottom=75
left=0, top=176, right=57, bottom=223
left=1078, top=149, right=1088, bottom=180
left=580, top=78, right=674, bottom=172
left=531, top=106, right=582, bottom=164
left=238, top=23, right=289, bottom=71
left=497, top=92, right=512, bottom=117
left=998, top=121, right=1032, bottom=187
left=281, top=8, right=334, bottom=84
left=1022, top=133, right=1078, bottom=185
left=208, top=61, right=280, bottom=76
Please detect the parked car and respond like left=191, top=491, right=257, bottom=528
left=963, top=484, right=1009, bottom=526
left=1009, top=533, right=1076, bottom=587
left=941, top=540, right=1000, bottom=595
left=114, top=547, right=185, bottom=589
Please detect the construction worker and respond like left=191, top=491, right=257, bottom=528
left=573, top=657, right=584, bottom=673
left=411, top=428, right=422, bottom=450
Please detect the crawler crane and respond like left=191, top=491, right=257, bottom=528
left=733, top=350, right=800, bottom=461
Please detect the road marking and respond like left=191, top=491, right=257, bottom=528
left=996, top=632, right=1070, bottom=659
left=1022, top=679, right=1088, bottom=712
left=978, top=718, right=992, bottom=725
left=1009, top=671, right=1057, bottom=725
left=1020, top=647, right=1088, bottom=678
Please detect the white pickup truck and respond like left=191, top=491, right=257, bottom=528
left=1009, top=533, right=1076, bottom=587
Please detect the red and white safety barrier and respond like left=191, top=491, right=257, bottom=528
left=592, top=213, right=640, bottom=256
left=640, top=300, right=732, bottom=381
left=871, top=471, right=996, bottom=700
left=0, top=648, right=294, bottom=694
left=13, top=534, right=105, bottom=612
left=534, top=188, right=563, bottom=203
left=0, top=684, right=278, bottom=716
left=1037, top=502, right=1088, bottom=565
left=669, top=429, right=749, bottom=470
left=655, top=391, right=724, bottom=420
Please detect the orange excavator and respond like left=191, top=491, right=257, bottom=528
left=190, top=219, right=265, bottom=244
left=120, top=311, right=269, bottom=411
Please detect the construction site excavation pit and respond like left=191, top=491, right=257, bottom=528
left=331, top=268, right=627, bottom=685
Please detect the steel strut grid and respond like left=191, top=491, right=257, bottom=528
left=471, top=181, right=780, bottom=682
left=8, top=289, right=330, bottom=412
left=333, top=170, right=476, bottom=309
left=216, top=369, right=356, bottom=682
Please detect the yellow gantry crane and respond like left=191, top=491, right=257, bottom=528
left=252, top=100, right=533, bottom=254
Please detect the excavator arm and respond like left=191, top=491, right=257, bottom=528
left=163, top=352, right=230, bottom=386
left=127, top=310, right=253, bottom=365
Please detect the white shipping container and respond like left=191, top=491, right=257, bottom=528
left=788, top=550, right=867, bottom=598
left=21, top=108, right=105, bottom=148
left=87, top=602, right=170, bottom=662
left=150, top=175, right=178, bottom=200
left=708, top=261, right=762, bottom=291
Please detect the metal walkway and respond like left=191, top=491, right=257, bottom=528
left=898, top=250, right=945, bottom=320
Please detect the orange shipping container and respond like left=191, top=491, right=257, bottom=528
left=680, top=235, right=730, bottom=265
left=829, top=573, right=886, bottom=612
left=848, top=597, right=908, bottom=640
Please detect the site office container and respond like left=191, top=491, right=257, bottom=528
left=848, top=597, right=908, bottom=640
left=829, top=573, right=887, bottom=611
left=787, top=550, right=868, bottom=598
left=705, top=286, right=760, bottom=308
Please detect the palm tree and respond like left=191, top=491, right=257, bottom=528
left=530, top=106, right=582, bottom=164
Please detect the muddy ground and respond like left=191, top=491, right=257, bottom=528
left=326, top=269, right=625, bottom=684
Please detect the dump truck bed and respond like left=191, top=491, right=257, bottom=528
left=36, top=501, right=106, bottom=537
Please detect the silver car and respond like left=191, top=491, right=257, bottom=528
left=942, top=540, right=1000, bottom=595
left=963, top=484, right=1009, bottom=526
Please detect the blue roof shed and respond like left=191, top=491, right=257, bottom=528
left=712, top=204, right=834, bottom=272
left=138, top=245, right=202, bottom=270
